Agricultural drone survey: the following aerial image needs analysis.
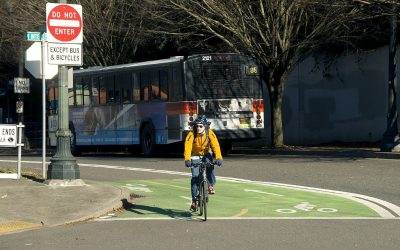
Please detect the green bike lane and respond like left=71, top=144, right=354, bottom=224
left=102, top=177, right=395, bottom=220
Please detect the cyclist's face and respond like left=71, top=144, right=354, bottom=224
left=195, top=124, right=205, bottom=133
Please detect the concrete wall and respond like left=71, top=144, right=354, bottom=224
left=281, top=46, right=396, bottom=145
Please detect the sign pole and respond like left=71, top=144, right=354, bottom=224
left=41, top=40, right=47, bottom=178
left=17, top=123, right=24, bottom=179
left=46, top=0, right=82, bottom=183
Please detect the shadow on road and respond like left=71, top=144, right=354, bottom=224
left=121, top=198, right=196, bottom=220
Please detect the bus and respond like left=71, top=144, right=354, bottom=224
left=50, top=53, right=265, bottom=156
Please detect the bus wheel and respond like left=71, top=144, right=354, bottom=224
left=70, top=125, right=81, bottom=156
left=141, top=124, right=156, bottom=157
left=221, top=141, right=232, bottom=156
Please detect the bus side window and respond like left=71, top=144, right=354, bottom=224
left=160, top=70, right=168, bottom=101
left=117, top=72, right=132, bottom=104
left=106, top=75, right=115, bottom=103
left=99, top=76, right=107, bottom=104
left=141, top=72, right=150, bottom=102
left=169, top=66, right=182, bottom=102
left=92, top=77, right=100, bottom=105
left=75, top=78, right=83, bottom=106
left=68, top=87, right=74, bottom=106
left=48, top=82, right=58, bottom=113
left=132, top=72, right=140, bottom=103
left=83, top=77, right=91, bottom=106
left=151, top=70, right=160, bottom=100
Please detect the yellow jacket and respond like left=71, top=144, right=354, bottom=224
left=184, top=129, right=223, bottom=161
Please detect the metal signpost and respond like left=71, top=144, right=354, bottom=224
left=25, top=32, right=58, bottom=178
left=46, top=2, right=83, bottom=182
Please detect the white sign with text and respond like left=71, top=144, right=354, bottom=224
left=0, top=124, right=17, bottom=147
left=48, top=43, right=82, bottom=66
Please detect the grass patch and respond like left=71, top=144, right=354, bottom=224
left=0, top=168, right=45, bottom=181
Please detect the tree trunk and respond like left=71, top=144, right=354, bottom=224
left=266, top=72, right=285, bottom=148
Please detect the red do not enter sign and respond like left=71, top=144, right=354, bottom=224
left=46, top=3, right=83, bottom=43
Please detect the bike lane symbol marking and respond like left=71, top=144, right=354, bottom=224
left=276, top=202, right=338, bottom=214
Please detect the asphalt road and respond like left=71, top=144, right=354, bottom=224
left=1, top=152, right=399, bottom=249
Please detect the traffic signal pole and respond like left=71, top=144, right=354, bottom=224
left=381, top=9, right=400, bottom=152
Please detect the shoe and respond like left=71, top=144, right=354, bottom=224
left=208, top=185, right=215, bottom=194
left=190, top=200, right=197, bottom=211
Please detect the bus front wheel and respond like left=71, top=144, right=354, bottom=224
left=70, top=125, right=81, bottom=156
left=141, top=124, right=156, bottom=157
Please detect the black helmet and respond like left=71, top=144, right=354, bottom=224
left=191, top=116, right=211, bottom=127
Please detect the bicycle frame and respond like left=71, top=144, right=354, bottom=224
left=191, top=159, right=215, bottom=221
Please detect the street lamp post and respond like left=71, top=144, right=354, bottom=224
left=46, top=0, right=82, bottom=184
left=381, top=9, right=400, bottom=152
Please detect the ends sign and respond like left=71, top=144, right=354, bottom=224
left=46, top=3, right=83, bottom=44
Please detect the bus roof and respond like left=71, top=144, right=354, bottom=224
left=74, top=56, right=184, bottom=74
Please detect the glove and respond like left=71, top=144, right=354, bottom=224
left=216, top=159, right=222, bottom=167
left=185, top=160, right=191, bottom=168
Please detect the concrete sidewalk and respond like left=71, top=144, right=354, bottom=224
left=0, top=178, right=129, bottom=235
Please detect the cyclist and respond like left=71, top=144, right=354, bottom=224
left=184, top=116, right=223, bottom=211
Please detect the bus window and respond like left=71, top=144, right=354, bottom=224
left=117, top=72, right=132, bottom=104
left=83, top=77, right=91, bottom=106
left=48, top=83, right=58, bottom=113
left=99, top=76, right=107, bottom=104
left=133, top=73, right=140, bottom=102
left=106, top=75, right=115, bottom=103
left=169, top=66, right=182, bottom=102
left=92, top=77, right=100, bottom=105
left=151, top=71, right=160, bottom=100
left=75, top=77, right=83, bottom=105
left=160, top=70, right=168, bottom=101
left=141, top=72, right=150, bottom=101
left=68, top=88, right=74, bottom=106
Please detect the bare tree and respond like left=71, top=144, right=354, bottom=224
left=74, top=0, right=152, bottom=66
left=0, top=0, right=45, bottom=82
left=151, top=0, right=397, bottom=147
left=0, top=0, right=152, bottom=73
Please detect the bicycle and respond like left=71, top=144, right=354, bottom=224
left=191, top=159, right=215, bottom=221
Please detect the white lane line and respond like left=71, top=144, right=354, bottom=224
left=2, top=159, right=400, bottom=218
left=244, top=189, right=284, bottom=197
left=180, top=196, right=192, bottom=201
left=95, top=217, right=400, bottom=222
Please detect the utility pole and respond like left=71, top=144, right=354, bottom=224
left=46, top=0, right=83, bottom=185
left=381, top=5, right=400, bottom=152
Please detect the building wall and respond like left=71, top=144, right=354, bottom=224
left=280, top=46, right=396, bottom=145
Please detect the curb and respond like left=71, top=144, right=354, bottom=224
left=55, top=183, right=131, bottom=227
left=231, top=147, right=400, bottom=160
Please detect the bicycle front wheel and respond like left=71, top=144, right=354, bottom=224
left=202, top=180, right=207, bottom=221
left=199, top=181, right=204, bottom=216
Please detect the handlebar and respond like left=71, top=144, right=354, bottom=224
left=190, top=161, right=216, bottom=169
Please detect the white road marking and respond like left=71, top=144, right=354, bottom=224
left=180, top=196, right=192, bottom=201
left=95, top=217, right=400, bottom=222
left=244, top=189, right=284, bottom=197
left=1, top=159, right=399, bottom=218
left=294, top=202, right=316, bottom=211
left=180, top=196, right=193, bottom=205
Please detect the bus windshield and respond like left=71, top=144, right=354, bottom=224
left=184, top=54, right=262, bottom=100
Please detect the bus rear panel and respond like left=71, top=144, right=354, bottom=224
left=183, top=54, right=265, bottom=141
